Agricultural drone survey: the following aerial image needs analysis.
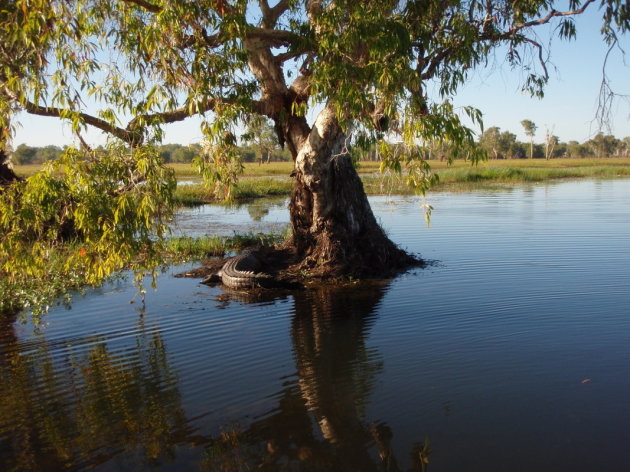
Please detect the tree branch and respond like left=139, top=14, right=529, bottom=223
left=507, top=0, right=595, bottom=35
left=274, top=50, right=305, bottom=63
left=418, top=1, right=594, bottom=81
left=118, top=0, right=161, bottom=13
left=247, top=27, right=301, bottom=47
left=260, top=0, right=290, bottom=28
left=523, top=37, right=549, bottom=79
left=14, top=91, right=266, bottom=145
left=126, top=99, right=219, bottom=130
left=19, top=99, right=139, bottom=143
left=180, top=27, right=299, bottom=52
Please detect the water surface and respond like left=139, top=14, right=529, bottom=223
left=2, top=179, right=630, bottom=471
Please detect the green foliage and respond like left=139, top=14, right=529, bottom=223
left=0, top=143, right=176, bottom=315
left=193, top=138, right=244, bottom=201
left=157, top=143, right=202, bottom=163
left=3, top=0, right=627, bottom=177
left=241, top=115, right=279, bottom=164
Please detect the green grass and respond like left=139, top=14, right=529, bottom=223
left=361, top=164, right=630, bottom=194
left=233, top=177, right=292, bottom=198
left=16, top=158, right=630, bottom=206
left=11, top=164, right=42, bottom=177
left=164, top=232, right=287, bottom=262
left=173, top=178, right=292, bottom=206
left=435, top=164, right=630, bottom=184
left=172, top=184, right=217, bottom=205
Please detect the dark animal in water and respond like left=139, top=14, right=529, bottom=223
left=202, top=251, right=273, bottom=289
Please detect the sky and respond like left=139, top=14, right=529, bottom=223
left=11, top=7, right=630, bottom=148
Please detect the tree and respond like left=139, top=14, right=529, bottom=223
left=479, top=127, right=502, bottom=159
left=171, top=145, right=198, bottom=163
left=243, top=115, right=278, bottom=165
left=509, top=141, right=527, bottom=159
left=480, top=127, right=517, bottom=159
left=566, top=140, right=587, bottom=158
left=1, top=1, right=629, bottom=291
left=544, top=127, right=559, bottom=160
left=0, top=149, right=19, bottom=188
left=587, top=132, right=619, bottom=157
left=521, top=120, right=538, bottom=159
left=35, top=145, right=64, bottom=163
left=12, top=144, right=38, bottom=165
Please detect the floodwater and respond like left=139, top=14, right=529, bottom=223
left=2, top=179, right=630, bottom=471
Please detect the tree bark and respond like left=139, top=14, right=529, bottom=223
left=287, top=105, right=418, bottom=278
left=0, top=150, right=20, bottom=188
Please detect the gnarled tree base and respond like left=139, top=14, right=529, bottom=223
left=289, top=143, right=420, bottom=279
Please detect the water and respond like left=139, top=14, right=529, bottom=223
left=2, top=179, right=630, bottom=471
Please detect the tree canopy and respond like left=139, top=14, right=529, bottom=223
left=3, top=1, right=628, bottom=154
left=1, top=0, right=629, bottom=314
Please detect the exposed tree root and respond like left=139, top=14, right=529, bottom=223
left=177, top=243, right=423, bottom=290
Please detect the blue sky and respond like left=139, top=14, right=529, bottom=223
left=12, top=7, right=630, bottom=147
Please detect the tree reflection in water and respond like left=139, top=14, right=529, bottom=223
left=0, top=284, right=428, bottom=471
left=203, top=284, right=428, bottom=472
left=0, top=312, right=190, bottom=471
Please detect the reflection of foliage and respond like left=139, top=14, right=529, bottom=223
left=0, top=324, right=187, bottom=470
left=201, top=424, right=262, bottom=472
left=246, top=202, right=271, bottom=222
left=244, top=198, right=286, bottom=222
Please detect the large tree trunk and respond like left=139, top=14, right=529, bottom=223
left=287, top=105, right=418, bottom=278
left=0, top=150, right=20, bottom=188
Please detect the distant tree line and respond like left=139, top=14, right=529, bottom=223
left=11, top=142, right=291, bottom=165
left=357, top=128, right=630, bottom=162
left=477, top=127, right=630, bottom=160
left=11, top=128, right=629, bottom=166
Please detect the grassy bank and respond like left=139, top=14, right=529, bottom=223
left=394, top=163, right=630, bottom=193
left=174, top=177, right=293, bottom=205
left=14, top=158, right=630, bottom=205
left=173, top=159, right=630, bottom=205
left=164, top=232, right=287, bottom=262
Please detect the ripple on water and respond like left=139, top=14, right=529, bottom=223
left=3, top=179, right=630, bottom=471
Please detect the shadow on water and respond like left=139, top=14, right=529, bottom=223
left=0, top=284, right=429, bottom=471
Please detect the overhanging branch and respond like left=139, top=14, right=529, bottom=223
left=20, top=100, right=138, bottom=143
left=418, top=1, right=594, bottom=81
left=14, top=92, right=267, bottom=145
left=523, top=37, right=549, bottom=79
left=247, top=27, right=302, bottom=47
left=507, top=0, right=595, bottom=35
left=119, top=0, right=161, bottom=13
